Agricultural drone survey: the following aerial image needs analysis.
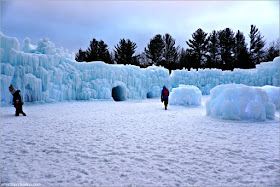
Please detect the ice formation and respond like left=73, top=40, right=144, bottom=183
left=1, top=33, right=170, bottom=104
left=259, top=85, right=280, bottom=110
left=1, top=33, right=280, bottom=106
left=170, top=57, right=280, bottom=95
left=206, top=84, right=276, bottom=121
left=169, top=85, right=202, bottom=106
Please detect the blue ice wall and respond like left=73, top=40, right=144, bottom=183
left=1, top=33, right=279, bottom=104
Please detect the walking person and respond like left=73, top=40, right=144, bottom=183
left=9, top=84, right=26, bottom=116
left=161, top=85, right=169, bottom=110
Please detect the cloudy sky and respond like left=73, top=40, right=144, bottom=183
left=1, top=1, right=279, bottom=54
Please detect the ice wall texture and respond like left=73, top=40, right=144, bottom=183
left=170, top=58, right=280, bottom=95
left=206, top=84, right=276, bottom=121
left=1, top=33, right=170, bottom=104
left=1, top=33, right=279, bottom=105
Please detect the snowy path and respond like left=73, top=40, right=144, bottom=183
left=1, top=96, right=279, bottom=186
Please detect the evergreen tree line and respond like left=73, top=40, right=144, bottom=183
left=76, top=25, right=279, bottom=73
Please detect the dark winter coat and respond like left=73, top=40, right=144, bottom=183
left=12, top=90, right=23, bottom=108
left=161, top=86, right=169, bottom=100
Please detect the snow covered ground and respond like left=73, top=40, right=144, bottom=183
left=1, top=96, right=279, bottom=186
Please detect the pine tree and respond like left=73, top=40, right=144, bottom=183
left=163, top=33, right=179, bottom=73
left=264, top=39, right=280, bottom=61
left=249, top=25, right=266, bottom=65
left=75, top=48, right=87, bottom=62
left=218, top=28, right=235, bottom=70
left=98, top=40, right=113, bottom=64
left=144, top=34, right=165, bottom=66
left=114, top=39, right=138, bottom=65
left=138, top=52, right=152, bottom=68
left=233, top=30, right=252, bottom=69
left=178, top=48, right=187, bottom=69
left=185, top=49, right=197, bottom=70
left=255, top=35, right=266, bottom=64
left=186, top=28, right=209, bottom=69
left=110, top=52, right=115, bottom=64
left=86, top=38, right=99, bottom=61
left=75, top=38, right=112, bottom=64
left=178, top=48, right=199, bottom=70
left=206, top=30, right=220, bottom=68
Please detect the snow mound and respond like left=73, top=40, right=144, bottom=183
left=260, top=85, right=280, bottom=110
left=206, top=84, right=275, bottom=121
left=170, top=85, right=202, bottom=106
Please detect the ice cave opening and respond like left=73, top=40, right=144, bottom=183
left=147, top=91, right=153, bottom=98
left=112, top=85, right=126, bottom=101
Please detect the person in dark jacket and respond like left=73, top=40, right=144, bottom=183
left=9, top=84, right=26, bottom=116
left=161, top=85, right=169, bottom=110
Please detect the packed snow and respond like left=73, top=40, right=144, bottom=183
left=170, top=85, right=202, bottom=106
left=1, top=33, right=279, bottom=105
left=1, top=96, right=279, bottom=186
left=206, top=84, right=276, bottom=121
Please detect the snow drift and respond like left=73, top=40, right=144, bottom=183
left=170, top=85, right=202, bottom=106
left=206, top=84, right=276, bottom=121
left=1, top=33, right=280, bottom=105
left=2, top=97, right=279, bottom=186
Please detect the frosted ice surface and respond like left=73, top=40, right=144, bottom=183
left=206, top=84, right=276, bottom=121
left=260, top=85, right=280, bottom=110
left=1, top=33, right=279, bottom=106
left=170, top=85, right=202, bottom=106
left=22, top=37, right=36, bottom=53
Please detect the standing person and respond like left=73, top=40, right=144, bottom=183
left=161, top=85, right=169, bottom=110
left=9, top=84, right=26, bottom=116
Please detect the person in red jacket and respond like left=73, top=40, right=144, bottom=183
left=161, top=85, right=169, bottom=110
left=9, top=84, right=26, bottom=116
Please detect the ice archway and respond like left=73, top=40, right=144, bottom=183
left=112, top=82, right=127, bottom=101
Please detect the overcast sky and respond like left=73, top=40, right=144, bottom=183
left=1, top=1, right=279, bottom=54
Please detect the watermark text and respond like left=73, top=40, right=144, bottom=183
left=1, top=183, right=41, bottom=186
